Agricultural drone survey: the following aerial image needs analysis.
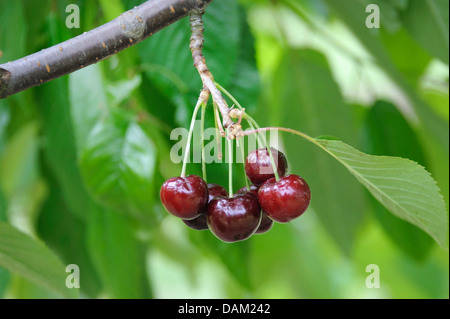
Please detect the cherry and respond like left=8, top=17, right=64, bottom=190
left=160, top=175, right=208, bottom=220
left=207, top=192, right=261, bottom=243
left=255, top=211, right=273, bottom=234
left=236, top=185, right=259, bottom=197
left=183, top=183, right=228, bottom=230
left=245, top=147, right=288, bottom=186
left=258, top=174, right=311, bottom=223
left=236, top=185, right=273, bottom=234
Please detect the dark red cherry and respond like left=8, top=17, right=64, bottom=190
left=206, top=183, right=230, bottom=202
left=207, top=193, right=261, bottom=243
left=255, top=211, right=273, bottom=234
left=236, top=185, right=273, bottom=234
left=258, top=174, right=311, bottom=223
left=245, top=147, right=288, bottom=186
left=183, top=183, right=228, bottom=230
left=160, top=175, right=208, bottom=220
left=236, top=185, right=259, bottom=197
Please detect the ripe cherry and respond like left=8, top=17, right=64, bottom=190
left=236, top=185, right=259, bottom=197
left=207, top=192, right=261, bottom=243
left=245, top=147, right=288, bottom=186
left=255, top=211, right=273, bottom=234
left=160, top=175, right=208, bottom=220
left=183, top=183, right=228, bottom=230
left=236, top=185, right=273, bottom=234
left=258, top=174, right=311, bottom=223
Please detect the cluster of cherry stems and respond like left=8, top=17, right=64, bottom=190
left=159, top=85, right=311, bottom=243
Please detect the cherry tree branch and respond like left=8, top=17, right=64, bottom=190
left=0, top=0, right=213, bottom=99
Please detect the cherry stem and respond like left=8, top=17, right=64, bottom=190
left=243, top=127, right=313, bottom=179
left=215, top=82, right=263, bottom=146
left=240, top=114, right=279, bottom=182
left=245, top=115, right=264, bottom=148
left=190, top=13, right=233, bottom=128
left=267, top=144, right=280, bottom=182
left=227, top=134, right=234, bottom=197
left=213, top=101, right=225, bottom=136
left=215, top=81, right=280, bottom=181
left=213, top=102, right=223, bottom=160
left=237, top=138, right=250, bottom=191
left=181, top=97, right=205, bottom=178
left=242, top=126, right=314, bottom=142
left=215, top=81, right=243, bottom=109
left=200, top=102, right=207, bottom=183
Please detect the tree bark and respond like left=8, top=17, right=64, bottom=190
left=0, top=0, right=213, bottom=99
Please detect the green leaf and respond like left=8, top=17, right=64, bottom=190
left=0, top=222, right=78, bottom=298
left=138, top=75, right=179, bottom=129
left=0, top=0, right=26, bottom=62
left=362, top=100, right=434, bottom=260
left=313, top=137, right=449, bottom=251
left=401, top=0, right=449, bottom=64
left=37, top=12, right=95, bottom=221
left=224, top=10, right=261, bottom=114
left=362, top=0, right=409, bottom=33
left=266, top=49, right=367, bottom=253
left=0, top=100, right=10, bottom=153
left=0, top=120, right=47, bottom=237
left=79, top=109, right=157, bottom=219
left=422, top=89, right=449, bottom=121
left=0, top=121, right=40, bottom=197
left=323, top=0, right=449, bottom=155
left=40, top=76, right=92, bottom=221
left=0, top=189, right=8, bottom=297
left=0, top=265, right=9, bottom=297
left=98, top=0, right=124, bottom=22
left=87, top=205, right=150, bottom=298
left=419, top=132, right=450, bottom=211
left=7, top=275, right=61, bottom=298
left=106, top=74, right=142, bottom=106
left=0, top=187, right=6, bottom=221
left=380, top=28, right=432, bottom=84
left=22, top=0, right=52, bottom=52
left=36, top=186, right=102, bottom=298
left=362, top=101, right=428, bottom=165
left=69, top=65, right=109, bottom=152
left=138, top=0, right=241, bottom=100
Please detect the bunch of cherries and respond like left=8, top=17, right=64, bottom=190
left=160, top=147, right=311, bottom=243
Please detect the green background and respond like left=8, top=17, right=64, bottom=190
left=0, top=0, right=448, bottom=298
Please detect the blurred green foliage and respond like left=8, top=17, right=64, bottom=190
left=0, top=0, right=448, bottom=299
